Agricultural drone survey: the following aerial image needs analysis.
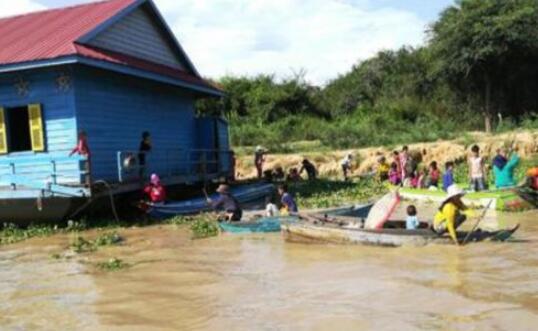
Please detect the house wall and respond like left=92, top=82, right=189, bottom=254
left=0, top=66, right=81, bottom=187
left=87, top=5, right=186, bottom=71
left=73, top=65, right=198, bottom=182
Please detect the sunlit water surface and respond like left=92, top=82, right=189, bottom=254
left=1, top=207, right=537, bottom=331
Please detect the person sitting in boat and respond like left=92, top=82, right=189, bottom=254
left=300, top=159, right=318, bottom=180
left=527, top=167, right=538, bottom=190
left=265, top=196, right=279, bottom=217
left=143, top=174, right=167, bottom=204
left=207, top=184, right=242, bottom=221
left=278, top=184, right=298, bottom=215
left=376, top=156, right=390, bottom=182
left=406, top=205, right=419, bottom=230
left=433, top=184, right=470, bottom=245
left=494, top=146, right=520, bottom=188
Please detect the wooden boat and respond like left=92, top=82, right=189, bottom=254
left=398, top=186, right=534, bottom=212
left=220, top=203, right=374, bottom=234
left=281, top=213, right=520, bottom=247
left=147, top=183, right=275, bottom=218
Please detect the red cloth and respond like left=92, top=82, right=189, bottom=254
left=71, top=138, right=91, bottom=157
left=144, top=184, right=167, bottom=203
left=532, top=177, right=538, bottom=190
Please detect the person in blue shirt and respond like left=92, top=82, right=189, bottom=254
left=405, top=205, right=420, bottom=230
left=278, top=184, right=298, bottom=214
left=443, top=161, right=455, bottom=192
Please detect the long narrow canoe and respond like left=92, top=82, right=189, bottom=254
left=220, top=203, right=374, bottom=234
left=147, top=183, right=275, bottom=218
left=281, top=214, right=519, bottom=247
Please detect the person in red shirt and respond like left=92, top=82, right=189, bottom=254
left=69, top=130, right=91, bottom=186
left=69, top=131, right=91, bottom=158
left=144, top=174, right=167, bottom=204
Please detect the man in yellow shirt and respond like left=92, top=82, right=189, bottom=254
left=433, top=184, right=469, bottom=245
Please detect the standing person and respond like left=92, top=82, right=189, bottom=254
left=468, top=145, right=486, bottom=192
left=138, top=131, right=152, bottom=178
left=341, top=153, right=353, bottom=181
left=300, top=159, right=317, bottom=180
left=388, top=162, right=401, bottom=185
left=377, top=156, right=390, bottom=181
left=443, top=161, right=455, bottom=192
left=143, top=174, right=167, bottom=204
left=392, top=151, right=402, bottom=178
left=433, top=184, right=469, bottom=245
left=400, top=146, right=410, bottom=179
left=494, top=146, right=520, bottom=188
left=69, top=130, right=91, bottom=186
left=278, top=184, right=298, bottom=214
left=425, top=161, right=440, bottom=188
left=207, top=184, right=242, bottom=221
left=254, top=146, right=266, bottom=179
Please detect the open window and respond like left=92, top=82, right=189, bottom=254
left=0, top=104, right=45, bottom=154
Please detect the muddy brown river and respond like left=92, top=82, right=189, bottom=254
left=1, top=209, right=537, bottom=331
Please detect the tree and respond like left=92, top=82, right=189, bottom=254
left=429, top=0, right=538, bottom=132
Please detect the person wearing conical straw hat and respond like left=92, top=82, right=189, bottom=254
left=433, top=184, right=471, bottom=245
left=207, top=184, right=242, bottom=221
left=254, top=146, right=267, bottom=179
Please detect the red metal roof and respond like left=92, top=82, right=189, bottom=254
left=0, top=0, right=221, bottom=93
left=0, top=0, right=136, bottom=64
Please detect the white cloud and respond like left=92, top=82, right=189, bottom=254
left=0, top=0, right=46, bottom=17
left=155, top=0, right=427, bottom=85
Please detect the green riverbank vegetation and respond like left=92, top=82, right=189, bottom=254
left=197, top=0, right=538, bottom=153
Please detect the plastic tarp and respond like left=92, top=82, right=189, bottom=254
left=364, top=191, right=401, bottom=229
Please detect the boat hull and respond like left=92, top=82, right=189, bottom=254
left=281, top=220, right=519, bottom=247
left=0, top=197, right=87, bottom=226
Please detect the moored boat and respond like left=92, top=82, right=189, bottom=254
left=281, top=214, right=519, bottom=247
left=147, top=183, right=275, bottom=218
left=219, top=202, right=374, bottom=234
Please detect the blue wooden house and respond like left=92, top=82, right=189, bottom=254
left=0, top=0, right=232, bottom=222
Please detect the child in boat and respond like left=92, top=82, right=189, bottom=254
left=377, top=156, right=390, bottom=181
left=405, top=205, right=419, bottom=230
left=341, top=153, right=353, bottom=181
left=468, top=145, right=486, bottom=192
left=143, top=174, right=167, bottom=204
left=265, top=196, right=279, bottom=217
left=388, top=162, right=401, bottom=185
left=433, top=184, right=470, bottom=245
left=207, top=184, right=242, bottom=221
left=278, top=184, right=298, bottom=214
left=443, top=161, right=455, bottom=192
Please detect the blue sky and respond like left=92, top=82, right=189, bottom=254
left=3, top=0, right=454, bottom=84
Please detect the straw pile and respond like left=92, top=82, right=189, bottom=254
left=235, top=130, right=538, bottom=179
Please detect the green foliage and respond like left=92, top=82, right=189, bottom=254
left=0, top=223, right=58, bottom=245
left=96, top=258, right=130, bottom=272
left=291, top=178, right=388, bottom=209
left=190, top=216, right=219, bottom=239
left=71, top=231, right=122, bottom=253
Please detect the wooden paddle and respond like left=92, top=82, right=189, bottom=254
left=461, top=199, right=494, bottom=245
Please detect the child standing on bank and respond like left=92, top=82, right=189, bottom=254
left=468, top=145, right=486, bottom=192
left=443, top=161, right=455, bottom=192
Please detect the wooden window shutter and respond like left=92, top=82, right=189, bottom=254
left=0, top=108, right=7, bottom=154
left=28, top=104, right=45, bottom=152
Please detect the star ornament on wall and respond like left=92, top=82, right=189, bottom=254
left=14, top=77, right=30, bottom=97
left=56, top=72, right=71, bottom=92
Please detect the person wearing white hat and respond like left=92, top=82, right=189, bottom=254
left=254, top=146, right=267, bottom=179
left=433, top=184, right=469, bottom=245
